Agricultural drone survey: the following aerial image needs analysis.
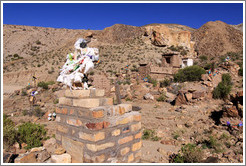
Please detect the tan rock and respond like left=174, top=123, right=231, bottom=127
left=61, top=136, right=84, bottom=163
left=15, top=153, right=37, bottom=163
left=54, top=147, right=66, bottom=155
left=185, top=93, right=192, bottom=101
left=157, top=148, right=166, bottom=156
left=30, top=147, right=45, bottom=153
left=65, top=89, right=90, bottom=98
left=43, top=138, right=56, bottom=154
left=51, top=154, right=71, bottom=163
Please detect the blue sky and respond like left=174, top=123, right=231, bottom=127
left=3, top=3, right=244, bottom=30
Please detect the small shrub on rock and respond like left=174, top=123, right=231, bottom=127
left=213, top=73, right=232, bottom=99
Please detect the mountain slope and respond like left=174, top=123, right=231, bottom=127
left=192, top=21, right=243, bottom=57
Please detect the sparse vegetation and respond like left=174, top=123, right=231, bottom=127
left=156, top=93, right=166, bottom=102
left=147, top=75, right=158, bottom=87
left=160, top=78, right=171, bottom=87
left=199, top=55, right=208, bottom=61
left=142, top=129, right=161, bottom=141
left=37, top=81, right=55, bottom=90
left=172, top=143, right=204, bottom=163
left=35, top=40, right=41, bottom=45
left=53, top=98, right=59, bottom=104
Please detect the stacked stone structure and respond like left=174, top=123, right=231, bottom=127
left=55, top=89, right=142, bottom=163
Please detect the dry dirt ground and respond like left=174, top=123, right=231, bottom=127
left=126, top=99, right=225, bottom=163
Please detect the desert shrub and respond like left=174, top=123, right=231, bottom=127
left=238, top=62, right=243, bottom=76
left=53, top=98, right=59, bottom=104
left=35, top=40, right=41, bottom=45
left=174, top=66, right=206, bottom=82
left=180, top=50, right=188, bottom=56
left=156, top=93, right=166, bottom=102
left=147, top=75, right=158, bottom=87
left=38, top=81, right=48, bottom=89
left=22, top=110, right=28, bottom=116
left=33, top=107, right=45, bottom=117
left=199, top=55, right=208, bottom=61
left=203, top=62, right=217, bottom=72
left=220, top=55, right=227, bottom=62
left=26, top=85, right=33, bottom=90
left=142, top=129, right=161, bottom=141
left=160, top=78, right=171, bottom=87
left=168, top=45, right=184, bottom=52
left=89, top=71, right=95, bottom=75
left=3, top=114, right=17, bottom=148
left=213, top=73, right=232, bottom=99
left=173, top=143, right=204, bottom=163
left=13, top=54, right=19, bottom=58
left=17, top=122, right=47, bottom=149
left=21, top=89, right=27, bottom=96
left=37, top=81, right=54, bottom=90
left=202, top=136, right=224, bottom=153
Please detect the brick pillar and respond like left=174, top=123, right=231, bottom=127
left=56, top=89, right=142, bottom=163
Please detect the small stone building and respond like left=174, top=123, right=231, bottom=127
left=138, top=52, right=193, bottom=80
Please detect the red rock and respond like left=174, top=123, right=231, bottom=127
left=175, top=92, right=187, bottom=106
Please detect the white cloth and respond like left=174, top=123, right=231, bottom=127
left=57, top=39, right=99, bottom=89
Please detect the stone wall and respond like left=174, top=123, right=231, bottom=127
left=56, top=89, right=142, bottom=163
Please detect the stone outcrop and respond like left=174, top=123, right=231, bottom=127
left=144, top=24, right=196, bottom=57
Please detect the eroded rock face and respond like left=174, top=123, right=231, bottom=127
left=144, top=25, right=195, bottom=50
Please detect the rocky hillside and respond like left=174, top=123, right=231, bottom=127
left=230, top=23, right=243, bottom=32
left=3, top=21, right=243, bottom=88
left=192, top=21, right=243, bottom=57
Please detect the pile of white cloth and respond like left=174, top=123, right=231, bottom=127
left=57, top=38, right=99, bottom=90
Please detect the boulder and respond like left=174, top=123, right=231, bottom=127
left=160, top=140, right=174, bottom=145
left=43, top=138, right=56, bottom=154
left=143, top=93, right=154, bottom=100
left=185, top=93, right=192, bottom=101
left=203, top=81, right=212, bottom=87
left=192, top=91, right=205, bottom=99
left=30, top=147, right=45, bottom=153
left=157, top=148, right=166, bottom=156
left=223, top=105, right=239, bottom=117
left=37, top=149, right=50, bottom=162
left=54, top=147, right=66, bottom=155
left=201, top=74, right=209, bottom=81
left=15, top=153, right=37, bottom=163
left=3, top=152, right=18, bottom=163
left=175, top=92, right=187, bottom=106
left=165, top=92, right=176, bottom=101
left=51, top=154, right=71, bottom=163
